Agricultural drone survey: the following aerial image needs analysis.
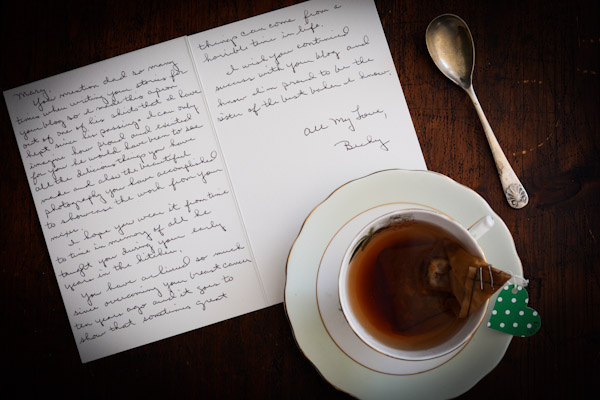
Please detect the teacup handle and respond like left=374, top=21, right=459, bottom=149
left=468, top=215, right=495, bottom=240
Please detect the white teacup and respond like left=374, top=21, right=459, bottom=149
left=338, top=209, right=490, bottom=361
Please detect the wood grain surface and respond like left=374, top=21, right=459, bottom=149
left=1, top=0, right=598, bottom=398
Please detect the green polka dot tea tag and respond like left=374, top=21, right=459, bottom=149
left=487, top=284, right=541, bottom=336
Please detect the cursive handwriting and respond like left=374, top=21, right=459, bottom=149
left=7, top=39, right=259, bottom=362
left=335, top=135, right=391, bottom=152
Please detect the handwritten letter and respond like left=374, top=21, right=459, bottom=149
left=4, top=38, right=267, bottom=362
left=4, top=0, right=425, bottom=362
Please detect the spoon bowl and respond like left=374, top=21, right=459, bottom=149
left=426, top=14, right=529, bottom=209
left=426, top=14, right=474, bottom=89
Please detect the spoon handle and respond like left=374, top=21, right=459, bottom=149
left=465, top=86, right=529, bottom=209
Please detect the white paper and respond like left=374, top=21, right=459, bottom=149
left=3, top=0, right=426, bottom=362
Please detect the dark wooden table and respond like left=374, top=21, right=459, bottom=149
left=1, top=0, right=598, bottom=398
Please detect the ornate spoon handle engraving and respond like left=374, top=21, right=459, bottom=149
left=465, top=86, right=529, bottom=209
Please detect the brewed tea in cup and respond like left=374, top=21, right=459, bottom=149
left=338, top=209, right=488, bottom=360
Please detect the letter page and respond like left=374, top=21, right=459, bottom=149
left=4, top=37, right=268, bottom=362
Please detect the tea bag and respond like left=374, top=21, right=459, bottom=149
left=428, top=243, right=512, bottom=318
left=378, top=243, right=457, bottom=334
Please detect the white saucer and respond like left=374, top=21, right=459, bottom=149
left=285, top=169, right=523, bottom=399
left=316, top=203, right=470, bottom=375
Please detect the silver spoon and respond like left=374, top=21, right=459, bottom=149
left=426, top=14, right=528, bottom=209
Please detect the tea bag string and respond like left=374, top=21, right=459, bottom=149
left=508, top=273, right=529, bottom=294
left=476, top=265, right=529, bottom=291
left=510, top=274, right=529, bottom=288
